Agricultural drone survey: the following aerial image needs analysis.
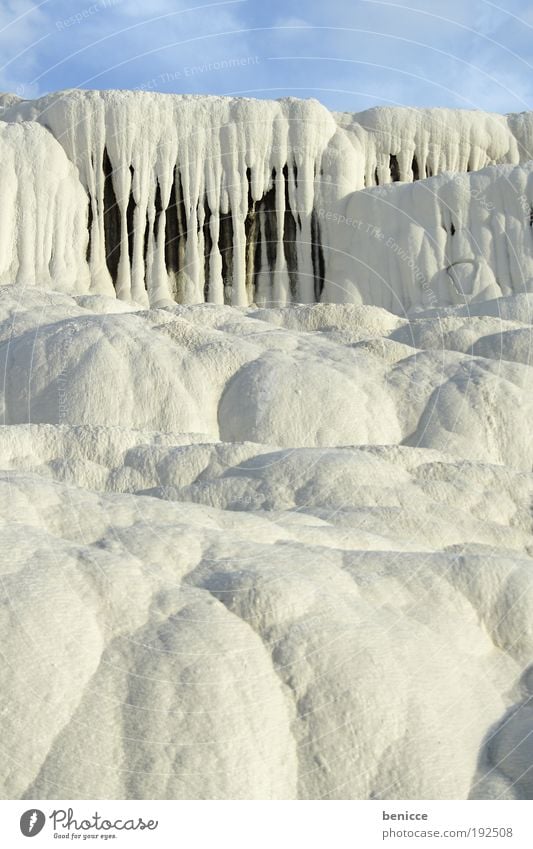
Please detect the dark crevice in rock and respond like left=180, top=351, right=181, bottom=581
left=244, top=167, right=259, bottom=301
left=126, top=167, right=135, bottom=265
left=142, top=214, right=150, bottom=288
left=165, top=168, right=188, bottom=297
left=203, top=197, right=212, bottom=301
left=389, top=154, right=400, bottom=182
left=86, top=194, right=93, bottom=263
left=164, top=168, right=180, bottom=275
left=154, top=180, right=163, bottom=239
left=283, top=163, right=298, bottom=298
left=311, top=208, right=325, bottom=301
left=218, top=209, right=234, bottom=304
left=176, top=171, right=188, bottom=282
left=262, top=168, right=278, bottom=274
left=102, top=147, right=121, bottom=285
left=412, top=155, right=420, bottom=182
left=253, top=216, right=263, bottom=297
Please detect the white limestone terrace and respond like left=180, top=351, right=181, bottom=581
left=0, top=89, right=532, bottom=311
left=0, top=285, right=532, bottom=800
left=0, top=92, right=532, bottom=801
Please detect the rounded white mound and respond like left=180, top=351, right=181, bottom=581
left=0, top=288, right=532, bottom=801
left=0, top=287, right=532, bottom=467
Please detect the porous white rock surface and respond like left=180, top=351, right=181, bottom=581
left=0, top=286, right=532, bottom=800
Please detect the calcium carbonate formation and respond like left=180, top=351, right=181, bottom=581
left=1, top=92, right=533, bottom=801
left=1, top=90, right=532, bottom=311
left=1, top=285, right=533, bottom=800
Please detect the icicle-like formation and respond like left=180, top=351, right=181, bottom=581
left=2, top=91, right=337, bottom=306
left=0, top=121, right=89, bottom=292
left=1, top=90, right=533, bottom=309
left=335, top=107, right=533, bottom=187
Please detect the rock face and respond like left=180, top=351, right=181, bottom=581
left=0, top=90, right=532, bottom=800
left=1, top=90, right=533, bottom=309
left=0, top=285, right=532, bottom=800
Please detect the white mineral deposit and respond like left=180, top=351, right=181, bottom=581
left=0, top=90, right=531, bottom=800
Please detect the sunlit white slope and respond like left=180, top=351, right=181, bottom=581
left=0, top=288, right=531, bottom=800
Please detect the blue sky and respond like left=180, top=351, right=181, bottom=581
left=0, top=0, right=532, bottom=112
